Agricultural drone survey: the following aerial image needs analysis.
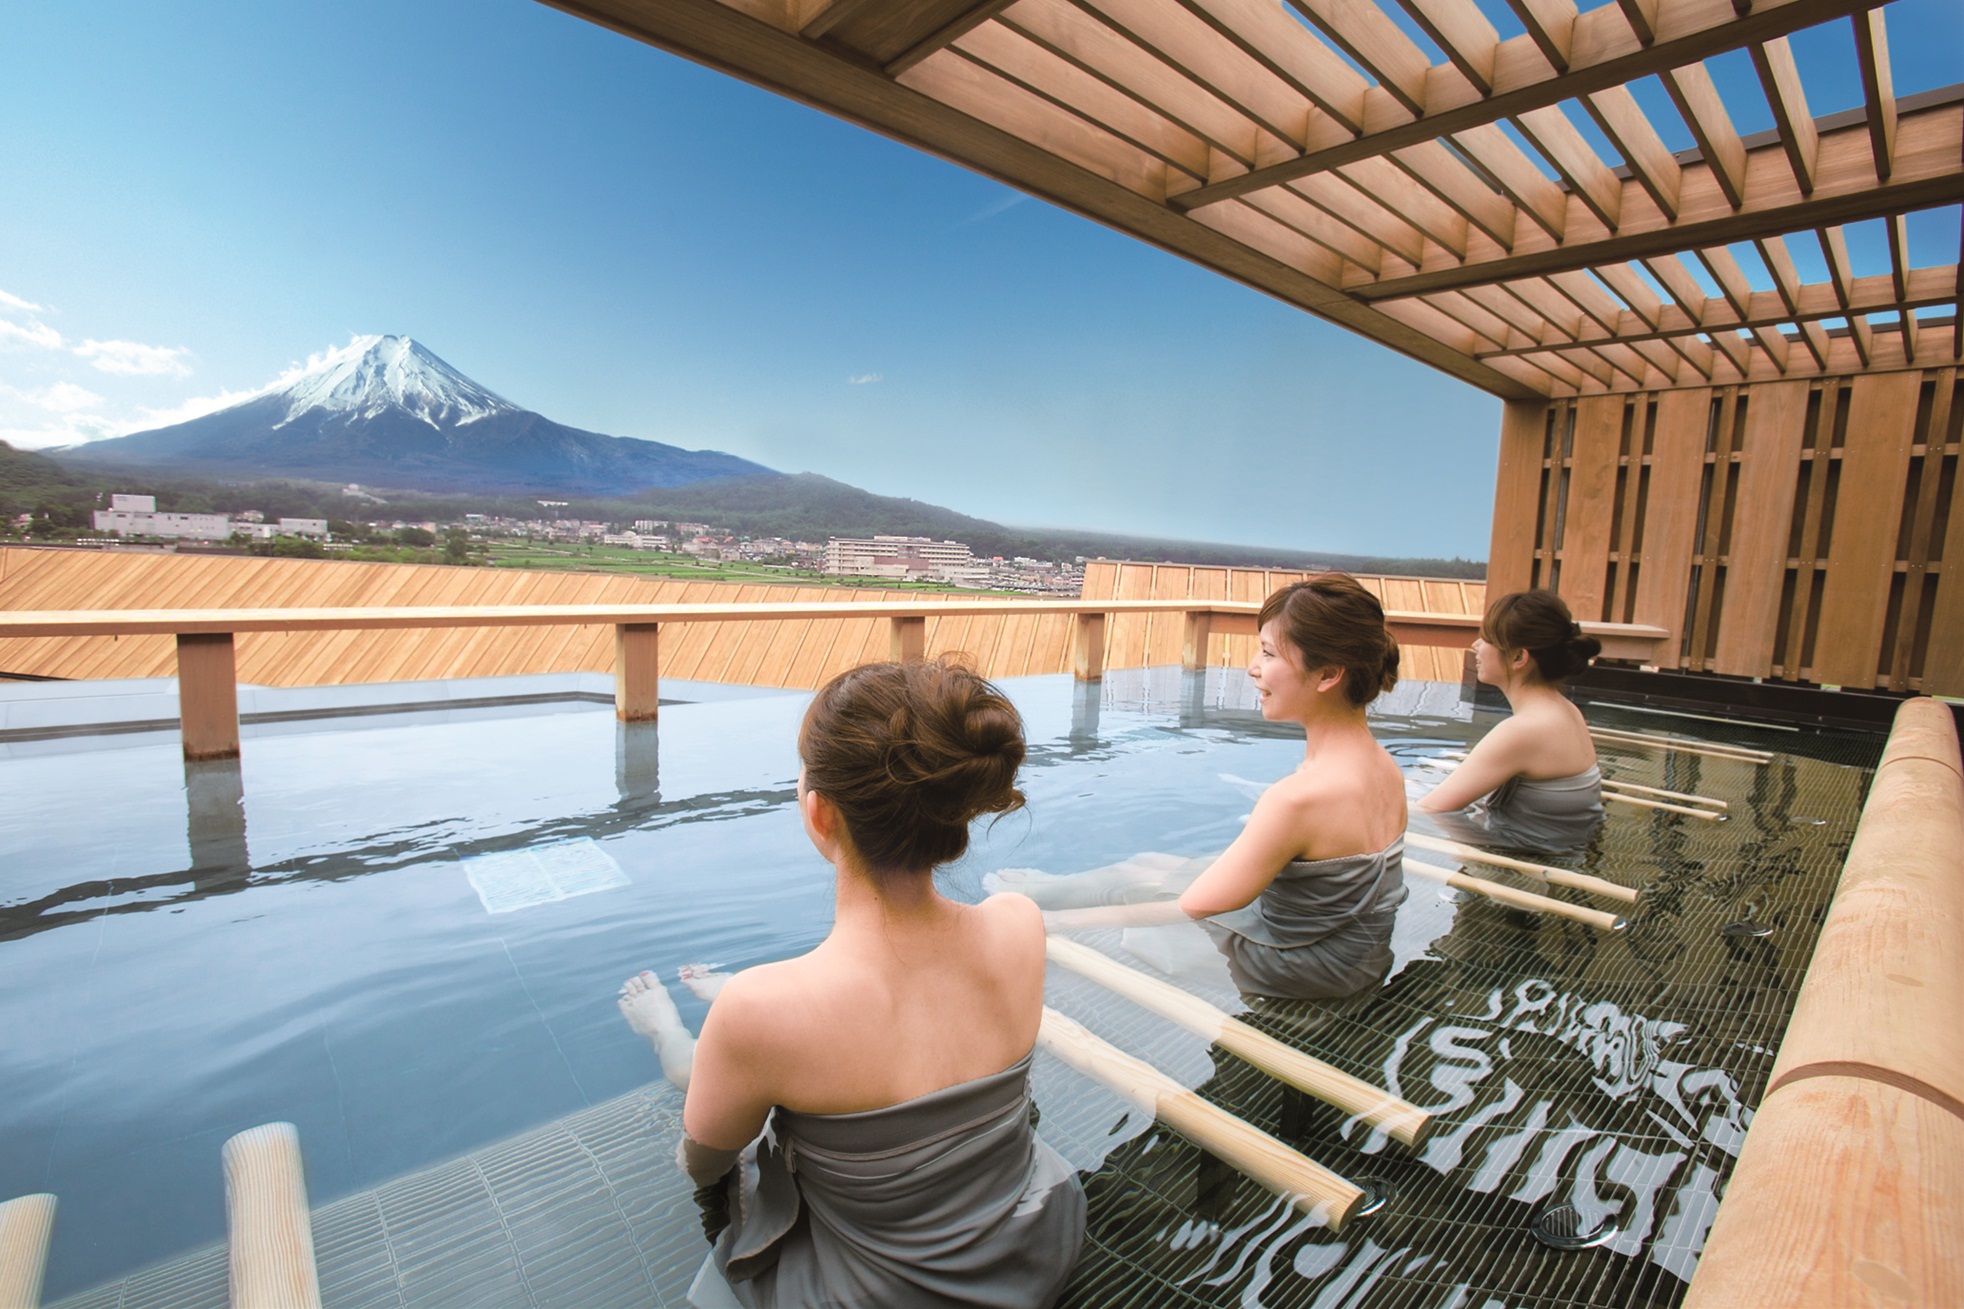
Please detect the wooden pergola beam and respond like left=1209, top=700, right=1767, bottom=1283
left=1353, top=98, right=1962, bottom=299
left=537, top=0, right=1544, bottom=397
left=1852, top=7, right=1896, bottom=181
left=1169, top=0, right=1881, bottom=210
left=1752, top=36, right=1819, bottom=194
left=1471, top=263, right=1960, bottom=355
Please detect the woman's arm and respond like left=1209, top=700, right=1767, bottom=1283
left=1416, top=719, right=1527, bottom=813
left=680, top=973, right=783, bottom=1155
left=1176, top=782, right=1311, bottom=919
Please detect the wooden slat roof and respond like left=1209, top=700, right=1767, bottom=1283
left=542, top=0, right=1962, bottom=397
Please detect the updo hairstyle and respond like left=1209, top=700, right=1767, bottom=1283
left=1481, top=589, right=1601, bottom=682
left=1258, top=574, right=1400, bottom=707
left=798, top=657, right=1027, bottom=876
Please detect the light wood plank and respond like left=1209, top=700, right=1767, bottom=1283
left=1750, top=37, right=1818, bottom=194
left=1812, top=370, right=1920, bottom=687
left=1712, top=380, right=1809, bottom=676
left=1558, top=395, right=1626, bottom=620
left=1632, top=388, right=1712, bottom=667
left=1853, top=7, right=1896, bottom=182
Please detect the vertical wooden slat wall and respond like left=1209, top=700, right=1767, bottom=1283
left=1486, top=365, right=1964, bottom=694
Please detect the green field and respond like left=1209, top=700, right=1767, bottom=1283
left=482, top=542, right=1003, bottom=593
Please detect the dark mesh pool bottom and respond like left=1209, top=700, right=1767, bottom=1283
left=1048, top=709, right=1881, bottom=1309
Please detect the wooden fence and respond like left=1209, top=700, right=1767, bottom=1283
left=1489, top=365, right=1964, bottom=694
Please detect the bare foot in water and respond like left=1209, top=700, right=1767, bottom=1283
left=618, top=971, right=695, bottom=1090
left=677, top=963, right=733, bottom=1002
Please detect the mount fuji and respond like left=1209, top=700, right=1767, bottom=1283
left=58, top=335, right=775, bottom=496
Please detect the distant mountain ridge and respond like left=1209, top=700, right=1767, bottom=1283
left=57, top=335, right=773, bottom=496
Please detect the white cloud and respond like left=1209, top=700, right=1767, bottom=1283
left=0, top=318, right=64, bottom=350
left=72, top=338, right=192, bottom=377
left=5, top=382, right=104, bottom=413
left=847, top=372, right=884, bottom=385
left=0, top=288, right=44, bottom=313
left=0, top=413, right=118, bottom=451
left=127, top=385, right=266, bottom=430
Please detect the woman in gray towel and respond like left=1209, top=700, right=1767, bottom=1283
left=1178, top=575, right=1410, bottom=999
left=1417, top=589, right=1604, bottom=852
left=617, top=657, right=1084, bottom=1309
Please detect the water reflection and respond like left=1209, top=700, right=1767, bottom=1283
left=616, top=721, right=661, bottom=802
left=1068, top=679, right=1102, bottom=751
left=184, top=758, right=250, bottom=883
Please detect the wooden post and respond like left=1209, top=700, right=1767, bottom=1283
left=1073, top=612, right=1106, bottom=681
left=614, top=623, right=660, bottom=722
left=0, top=1193, right=55, bottom=1309
left=223, top=1123, right=321, bottom=1309
left=176, top=633, right=240, bottom=762
left=1182, top=610, right=1213, bottom=671
left=889, top=615, right=926, bottom=662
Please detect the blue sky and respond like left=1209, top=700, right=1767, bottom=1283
left=1, top=1, right=1958, bottom=558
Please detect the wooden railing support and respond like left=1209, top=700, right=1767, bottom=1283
left=614, top=623, right=660, bottom=722
left=0, top=1193, right=56, bottom=1309
left=889, top=615, right=926, bottom=662
left=1073, top=611, right=1106, bottom=681
left=1182, top=611, right=1214, bottom=671
left=176, top=632, right=240, bottom=762
left=223, top=1123, right=321, bottom=1309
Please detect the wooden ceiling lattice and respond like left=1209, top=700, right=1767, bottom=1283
left=545, top=0, right=1962, bottom=398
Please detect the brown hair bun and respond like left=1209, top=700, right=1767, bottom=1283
left=1257, top=573, right=1399, bottom=707
left=798, top=656, right=1026, bottom=876
left=1481, top=589, right=1601, bottom=683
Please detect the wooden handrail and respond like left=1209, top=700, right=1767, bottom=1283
left=0, top=599, right=1670, bottom=761
left=1683, top=696, right=1964, bottom=1307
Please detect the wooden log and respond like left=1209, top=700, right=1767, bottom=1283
left=223, top=1123, right=321, bottom=1309
left=1601, top=776, right=1727, bottom=809
left=1589, top=726, right=1771, bottom=763
left=1404, top=832, right=1639, bottom=904
left=176, top=632, right=240, bottom=762
left=889, top=615, right=926, bottom=662
left=1044, top=937, right=1432, bottom=1147
left=1036, top=1008, right=1365, bottom=1229
left=614, top=622, right=659, bottom=723
left=0, top=1194, right=55, bottom=1309
left=1604, top=790, right=1725, bottom=820
left=1404, top=858, right=1627, bottom=932
left=1073, top=611, right=1106, bottom=681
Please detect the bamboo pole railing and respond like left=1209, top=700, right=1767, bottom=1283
left=223, top=1123, right=321, bottom=1309
left=1403, top=833, right=1638, bottom=904
left=1684, top=697, right=1964, bottom=1307
left=1036, top=1008, right=1366, bottom=1230
left=1044, top=937, right=1432, bottom=1147
left=1590, top=727, right=1772, bottom=765
left=1404, top=858, right=1627, bottom=932
left=0, top=1194, right=55, bottom=1309
left=1601, top=777, right=1727, bottom=809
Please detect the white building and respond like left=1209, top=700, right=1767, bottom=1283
left=823, top=535, right=983, bottom=583
left=93, top=494, right=232, bottom=541
left=280, top=518, right=329, bottom=538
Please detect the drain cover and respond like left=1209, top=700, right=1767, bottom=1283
left=1352, top=1177, right=1394, bottom=1218
left=1530, top=1204, right=1618, bottom=1250
left=1721, top=919, right=1774, bottom=938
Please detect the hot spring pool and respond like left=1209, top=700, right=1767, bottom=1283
left=0, top=668, right=1882, bottom=1307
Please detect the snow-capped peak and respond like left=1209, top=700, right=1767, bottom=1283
left=270, top=335, right=519, bottom=430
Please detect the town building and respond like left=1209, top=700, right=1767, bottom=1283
left=93, top=495, right=233, bottom=542
left=822, top=535, right=989, bottom=584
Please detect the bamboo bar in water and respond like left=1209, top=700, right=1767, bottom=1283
left=1590, top=727, right=1771, bottom=764
left=1602, top=777, right=1727, bottom=809
left=1403, top=833, right=1638, bottom=905
left=1036, top=1008, right=1366, bottom=1229
left=1603, top=790, right=1725, bottom=820
left=223, top=1123, right=322, bottom=1309
left=1044, top=937, right=1432, bottom=1148
left=0, top=1194, right=55, bottom=1309
left=1403, top=858, right=1627, bottom=932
